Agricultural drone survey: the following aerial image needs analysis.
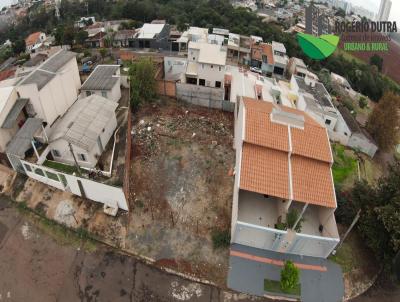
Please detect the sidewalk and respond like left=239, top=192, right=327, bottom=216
left=228, top=244, right=344, bottom=302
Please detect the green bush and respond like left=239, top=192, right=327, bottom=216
left=280, top=261, right=299, bottom=292
left=211, top=229, right=230, bottom=249
left=359, top=96, right=368, bottom=109
left=286, top=209, right=303, bottom=232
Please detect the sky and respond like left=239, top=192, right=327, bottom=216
left=348, top=0, right=400, bottom=22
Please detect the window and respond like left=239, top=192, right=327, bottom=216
left=101, top=91, right=107, bottom=98
left=219, top=66, right=221, bottom=71
left=344, top=132, right=348, bottom=136
left=325, top=119, right=331, bottom=125
left=78, top=153, right=87, bottom=162
left=193, top=57, right=195, bottom=60
left=215, top=81, right=221, bottom=88
left=24, top=164, right=32, bottom=172
left=211, top=65, right=213, bottom=68
left=199, top=79, right=205, bottom=86
left=34, top=168, right=45, bottom=177
left=45, top=171, right=59, bottom=182
left=52, top=149, right=61, bottom=157
left=86, top=91, right=92, bottom=97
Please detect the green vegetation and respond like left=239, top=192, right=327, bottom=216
left=367, top=92, right=400, bottom=151
left=335, top=160, right=400, bottom=277
left=129, top=57, right=157, bottom=109
left=43, top=160, right=78, bottom=175
left=280, top=261, right=300, bottom=293
left=264, top=279, right=301, bottom=296
left=370, top=54, right=383, bottom=72
left=332, top=144, right=358, bottom=187
left=286, top=209, right=303, bottom=233
left=211, top=228, right=230, bottom=249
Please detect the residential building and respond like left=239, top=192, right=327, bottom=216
left=287, top=57, right=309, bottom=78
left=232, top=97, right=339, bottom=259
left=227, top=33, right=252, bottom=65
left=185, top=42, right=227, bottom=89
left=291, top=74, right=338, bottom=132
left=85, top=28, right=106, bottom=48
left=25, top=31, right=46, bottom=53
left=80, top=65, right=121, bottom=103
left=331, top=72, right=357, bottom=98
left=377, top=0, right=392, bottom=22
left=113, top=29, right=136, bottom=48
left=250, top=43, right=274, bottom=76
left=305, top=4, right=331, bottom=35
left=16, top=50, right=81, bottom=130
left=173, top=27, right=209, bottom=53
left=48, top=95, right=118, bottom=169
left=271, top=41, right=289, bottom=77
left=128, top=21, right=171, bottom=50
left=336, top=106, right=378, bottom=157
left=0, top=87, right=26, bottom=153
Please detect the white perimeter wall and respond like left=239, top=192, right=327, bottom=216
left=21, top=159, right=128, bottom=211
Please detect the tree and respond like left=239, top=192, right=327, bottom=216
left=129, top=58, right=156, bottom=109
left=280, top=261, right=299, bottom=292
left=12, top=39, right=26, bottom=55
left=366, top=92, right=400, bottom=151
left=99, top=48, right=108, bottom=62
left=370, top=54, right=383, bottom=72
left=74, top=30, right=88, bottom=46
left=336, top=161, right=400, bottom=275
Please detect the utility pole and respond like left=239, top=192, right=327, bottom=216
left=68, top=142, right=82, bottom=176
left=334, top=209, right=361, bottom=252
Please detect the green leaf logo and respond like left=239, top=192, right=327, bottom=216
left=297, top=33, right=339, bottom=60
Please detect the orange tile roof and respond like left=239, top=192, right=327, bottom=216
left=291, top=155, right=336, bottom=208
left=291, top=124, right=332, bottom=163
left=25, top=32, right=41, bottom=46
left=243, top=97, right=289, bottom=152
left=240, top=143, right=290, bottom=200
left=240, top=97, right=336, bottom=208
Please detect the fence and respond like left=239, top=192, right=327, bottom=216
left=157, top=80, right=176, bottom=97
left=21, top=160, right=129, bottom=211
left=176, top=83, right=234, bottom=112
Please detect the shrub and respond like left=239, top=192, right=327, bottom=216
left=211, top=229, right=230, bottom=249
left=359, top=96, right=368, bottom=109
left=286, top=209, right=303, bottom=232
left=280, top=261, right=299, bottom=292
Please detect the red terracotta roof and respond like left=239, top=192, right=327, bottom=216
left=25, top=32, right=41, bottom=46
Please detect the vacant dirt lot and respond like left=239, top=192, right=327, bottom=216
left=126, top=98, right=235, bottom=285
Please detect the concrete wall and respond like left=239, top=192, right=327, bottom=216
left=21, top=159, right=128, bottom=210
left=176, top=83, right=233, bottom=112
left=348, top=132, right=378, bottom=158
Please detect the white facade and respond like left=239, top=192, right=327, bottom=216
left=17, top=53, right=81, bottom=129
left=377, top=0, right=392, bottom=21
left=186, top=42, right=227, bottom=88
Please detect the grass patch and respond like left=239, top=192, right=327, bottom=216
left=264, top=279, right=301, bottom=296
left=332, top=144, right=358, bottom=186
left=211, top=229, right=230, bottom=249
left=43, top=160, right=78, bottom=175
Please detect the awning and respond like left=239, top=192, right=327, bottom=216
left=6, top=118, right=43, bottom=157
left=1, top=98, right=28, bottom=129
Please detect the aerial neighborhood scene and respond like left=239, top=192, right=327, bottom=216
left=0, top=0, right=399, bottom=301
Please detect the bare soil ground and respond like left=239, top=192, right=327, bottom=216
left=126, top=97, right=235, bottom=286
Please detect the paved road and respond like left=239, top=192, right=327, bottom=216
left=0, top=197, right=263, bottom=302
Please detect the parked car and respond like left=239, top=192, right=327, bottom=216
left=250, top=66, right=262, bottom=74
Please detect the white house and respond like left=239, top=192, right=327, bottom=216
left=271, top=41, right=289, bottom=77
left=80, top=65, right=121, bottom=102
left=185, top=41, right=227, bottom=88
left=25, top=32, right=47, bottom=54
left=48, top=95, right=118, bottom=169
left=0, top=87, right=26, bottom=153
left=16, top=50, right=80, bottom=130
left=232, top=97, right=340, bottom=259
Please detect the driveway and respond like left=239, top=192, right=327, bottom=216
left=0, top=196, right=267, bottom=302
